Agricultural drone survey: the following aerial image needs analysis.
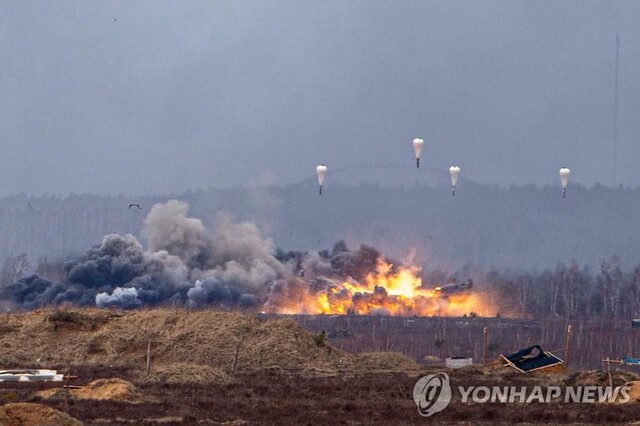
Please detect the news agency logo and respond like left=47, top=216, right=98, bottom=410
left=412, top=372, right=452, bottom=417
left=412, top=372, right=633, bottom=417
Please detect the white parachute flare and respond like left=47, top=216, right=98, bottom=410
left=316, top=164, right=327, bottom=195
left=449, top=166, right=461, bottom=196
left=412, top=138, right=424, bottom=168
left=559, top=167, right=571, bottom=199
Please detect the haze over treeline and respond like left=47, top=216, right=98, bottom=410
left=0, top=183, right=639, bottom=318
left=0, top=182, right=638, bottom=271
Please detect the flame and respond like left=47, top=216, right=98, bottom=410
left=280, top=258, right=490, bottom=317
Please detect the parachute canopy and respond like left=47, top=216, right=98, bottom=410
left=449, top=166, right=461, bottom=187
left=559, top=167, right=570, bottom=189
left=412, top=138, right=424, bottom=168
left=316, top=164, right=327, bottom=186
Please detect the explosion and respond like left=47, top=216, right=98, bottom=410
left=1, top=200, right=491, bottom=317
left=277, top=259, right=489, bottom=317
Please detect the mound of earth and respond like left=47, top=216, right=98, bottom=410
left=619, top=380, right=640, bottom=403
left=564, top=369, right=639, bottom=387
left=38, top=378, right=145, bottom=403
left=0, top=403, right=82, bottom=426
left=0, top=308, right=346, bottom=371
left=422, top=355, right=442, bottom=364
left=140, top=363, right=231, bottom=385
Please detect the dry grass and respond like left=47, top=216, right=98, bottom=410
left=0, top=402, right=82, bottom=426
left=351, top=352, right=422, bottom=372
left=2, top=359, right=640, bottom=424
left=564, top=369, right=639, bottom=387
left=0, top=308, right=347, bottom=372
left=621, top=380, right=640, bottom=403
left=0, top=308, right=443, bottom=376
left=139, top=363, right=231, bottom=385
left=5, top=308, right=640, bottom=424
left=38, top=378, right=146, bottom=404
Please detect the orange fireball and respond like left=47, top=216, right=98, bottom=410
left=280, top=258, right=490, bottom=317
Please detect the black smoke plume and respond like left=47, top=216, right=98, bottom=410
left=0, top=200, right=393, bottom=311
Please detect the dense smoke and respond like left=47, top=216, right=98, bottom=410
left=0, top=200, right=398, bottom=312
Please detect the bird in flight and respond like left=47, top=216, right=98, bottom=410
left=128, top=203, right=142, bottom=209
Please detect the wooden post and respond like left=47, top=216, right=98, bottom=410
left=64, top=378, right=69, bottom=413
left=64, top=363, right=70, bottom=413
left=146, top=339, right=152, bottom=376
left=606, top=356, right=613, bottom=388
left=565, top=324, right=572, bottom=368
left=483, top=327, right=488, bottom=366
left=231, top=341, right=241, bottom=375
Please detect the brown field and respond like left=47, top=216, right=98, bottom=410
left=279, top=313, right=640, bottom=371
left=0, top=308, right=639, bottom=425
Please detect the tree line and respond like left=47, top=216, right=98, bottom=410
left=460, top=256, right=640, bottom=320
left=0, top=182, right=639, bottom=302
left=2, top=249, right=639, bottom=321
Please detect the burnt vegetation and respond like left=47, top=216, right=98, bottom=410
left=0, top=367, right=639, bottom=424
left=0, top=310, right=637, bottom=423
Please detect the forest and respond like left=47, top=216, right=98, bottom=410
left=0, top=182, right=638, bottom=320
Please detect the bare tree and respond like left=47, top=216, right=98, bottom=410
left=623, top=265, right=640, bottom=319
left=598, top=256, right=623, bottom=319
left=561, top=260, right=590, bottom=318
left=519, top=275, right=530, bottom=317
left=551, top=263, right=566, bottom=316
left=0, top=253, right=31, bottom=287
left=35, top=256, right=64, bottom=283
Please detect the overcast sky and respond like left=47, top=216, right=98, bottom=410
left=1, top=1, right=639, bottom=195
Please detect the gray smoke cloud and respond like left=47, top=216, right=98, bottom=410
left=143, top=200, right=214, bottom=270
left=96, top=287, right=141, bottom=309
left=207, top=213, right=284, bottom=291
left=0, top=199, right=398, bottom=311
left=186, top=277, right=243, bottom=307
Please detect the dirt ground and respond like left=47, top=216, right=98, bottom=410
left=0, top=365, right=638, bottom=425
left=0, top=402, right=82, bottom=426
left=0, top=309, right=639, bottom=424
